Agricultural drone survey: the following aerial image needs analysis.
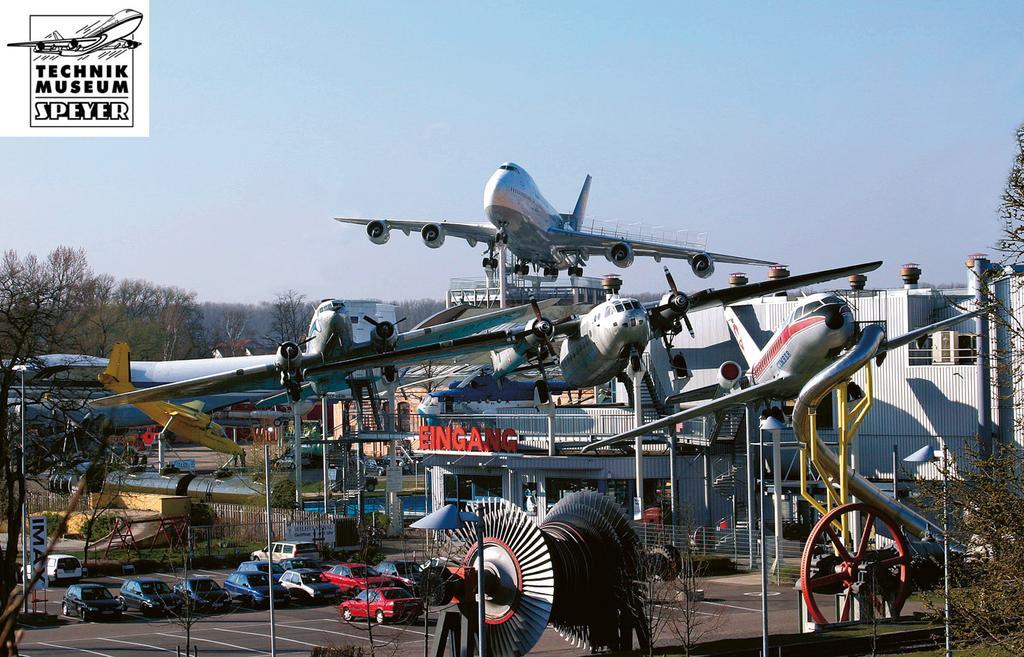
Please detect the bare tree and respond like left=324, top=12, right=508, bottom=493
left=268, top=289, right=309, bottom=345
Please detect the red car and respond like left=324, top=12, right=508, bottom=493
left=339, top=587, right=421, bottom=624
left=323, top=563, right=399, bottom=596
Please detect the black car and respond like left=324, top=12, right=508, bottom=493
left=118, top=577, right=183, bottom=615
left=62, top=584, right=124, bottom=621
left=375, top=560, right=424, bottom=591
left=173, top=577, right=232, bottom=611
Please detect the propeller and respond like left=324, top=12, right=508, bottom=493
left=364, top=315, right=406, bottom=352
left=664, top=266, right=695, bottom=338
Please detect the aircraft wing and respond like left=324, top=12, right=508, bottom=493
left=7, top=36, right=103, bottom=52
left=878, top=309, right=981, bottom=357
left=91, top=361, right=279, bottom=407
left=645, top=261, right=883, bottom=315
left=544, top=227, right=774, bottom=266
left=334, top=217, right=498, bottom=247
left=306, top=317, right=581, bottom=377
left=579, top=377, right=790, bottom=453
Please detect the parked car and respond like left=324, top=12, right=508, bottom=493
left=117, top=578, right=183, bottom=616
left=250, top=541, right=321, bottom=563
left=172, top=577, right=232, bottom=611
left=323, top=563, right=398, bottom=596
left=237, top=559, right=287, bottom=583
left=275, top=453, right=313, bottom=470
left=278, top=557, right=325, bottom=572
left=32, top=554, right=86, bottom=584
left=375, top=560, right=424, bottom=592
left=223, top=572, right=290, bottom=608
left=62, top=584, right=123, bottom=621
left=339, top=587, right=421, bottom=624
left=279, top=568, right=341, bottom=604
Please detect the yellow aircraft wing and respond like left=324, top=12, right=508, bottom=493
left=98, top=343, right=244, bottom=457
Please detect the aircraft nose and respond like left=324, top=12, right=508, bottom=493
left=483, top=167, right=515, bottom=210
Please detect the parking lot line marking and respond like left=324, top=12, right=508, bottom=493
left=214, top=627, right=320, bottom=647
left=700, top=600, right=760, bottom=612
left=98, top=637, right=175, bottom=653
left=291, top=616, right=434, bottom=638
left=276, top=623, right=374, bottom=643
left=156, top=632, right=269, bottom=655
left=193, top=569, right=226, bottom=576
left=38, top=642, right=116, bottom=657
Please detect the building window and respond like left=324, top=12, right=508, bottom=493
left=909, top=331, right=978, bottom=366
left=546, top=478, right=598, bottom=511
left=443, top=474, right=502, bottom=505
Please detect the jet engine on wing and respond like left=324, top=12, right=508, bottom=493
left=366, top=220, right=391, bottom=245
left=421, top=223, right=446, bottom=248
left=690, top=252, right=715, bottom=279
left=606, top=241, right=635, bottom=268
left=717, top=360, right=743, bottom=390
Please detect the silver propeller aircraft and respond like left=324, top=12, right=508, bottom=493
left=89, top=299, right=554, bottom=408
left=336, top=163, right=774, bottom=278
left=582, top=291, right=979, bottom=452
left=294, top=261, right=882, bottom=403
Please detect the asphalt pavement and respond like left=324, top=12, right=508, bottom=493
left=17, top=568, right=807, bottom=657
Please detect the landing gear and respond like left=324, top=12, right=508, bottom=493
left=482, top=256, right=498, bottom=270
left=513, top=262, right=530, bottom=276
left=568, top=265, right=584, bottom=277
left=542, top=266, right=558, bottom=278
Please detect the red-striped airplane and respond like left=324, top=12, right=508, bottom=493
left=582, top=291, right=978, bottom=452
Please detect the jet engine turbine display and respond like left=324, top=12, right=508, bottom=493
left=445, top=492, right=655, bottom=657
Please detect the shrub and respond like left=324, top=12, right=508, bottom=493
left=83, top=515, right=118, bottom=542
left=310, top=645, right=365, bottom=657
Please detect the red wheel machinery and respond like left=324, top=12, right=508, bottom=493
left=800, top=502, right=912, bottom=625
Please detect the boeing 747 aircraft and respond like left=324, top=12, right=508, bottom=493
left=336, top=163, right=773, bottom=279
left=7, top=9, right=143, bottom=57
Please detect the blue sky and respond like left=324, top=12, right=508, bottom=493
left=2, top=2, right=1022, bottom=302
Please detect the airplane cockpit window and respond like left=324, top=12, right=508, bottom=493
left=350, top=316, right=359, bottom=324
left=499, top=164, right=518, bottom=171
left=614, top=302, right=625, bottom=312
left=792, top=299, right=825, bottom=321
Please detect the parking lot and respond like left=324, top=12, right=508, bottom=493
left=17, top=568, right=807, bottom=657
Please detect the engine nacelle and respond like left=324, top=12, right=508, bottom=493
left=276, top=341, right=302, bottom=377
left=605, top=241, right=635, bottom=268
left=421, top=223, right=446, bottom=248
left=691, top=252, right=715, bottom=279
left=370, top=320, right=399, bottom=352
left=366, top=220, right=391, bottom=245
left=717, top=360, right=743, bottom=390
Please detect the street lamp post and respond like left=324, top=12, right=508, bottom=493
left=411, top=504, right=486, bottom=657
left=905, top=441, right=951, bottom=657
left=17, top=364, right=28, bottom=614
left=758, top=415, right=785, bottom=657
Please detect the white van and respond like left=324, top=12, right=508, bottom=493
left=250, top=541, right=320, bottom=563
left=27, top=554, right=87, bottom=584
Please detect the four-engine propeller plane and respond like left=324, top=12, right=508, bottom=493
left=582, top=293, right=980, bottom=452
left=336, top=163, right=774, bottom=279
left=90, top=299, right=557, bottom=408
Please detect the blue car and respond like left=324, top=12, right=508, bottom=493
left=223, top=572, right=290, bottom=608
left=236, top=560, right=287, bottom=583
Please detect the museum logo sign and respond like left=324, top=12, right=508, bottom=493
left=0, top=2, right=149, bottom=137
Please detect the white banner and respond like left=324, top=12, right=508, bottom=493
left=285, top=522, right=336, bottom=546
left=29, top=515, right=48, bottom=589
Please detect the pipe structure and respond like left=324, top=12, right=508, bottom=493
left=321, top=396, right=330, bottom=514
left=791, top=324, right=936, bottom=539
left=972, top=255, right=992, bottom=457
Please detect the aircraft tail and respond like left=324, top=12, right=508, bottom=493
left=567, top=174, right=592, bottom=230
left=98, top=342, right=134, bottom=393
left=722, top=307, right=764, bottom=368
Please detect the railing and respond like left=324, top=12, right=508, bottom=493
left=636, top=521, right=805, bottom=570
left=578, top=219, right=708, bottom=251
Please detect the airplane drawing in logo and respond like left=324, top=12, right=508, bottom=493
left=8, top=9, right=143, bottom=58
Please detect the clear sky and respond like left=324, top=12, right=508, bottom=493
left=2, top=2, right=1022, bottom=302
